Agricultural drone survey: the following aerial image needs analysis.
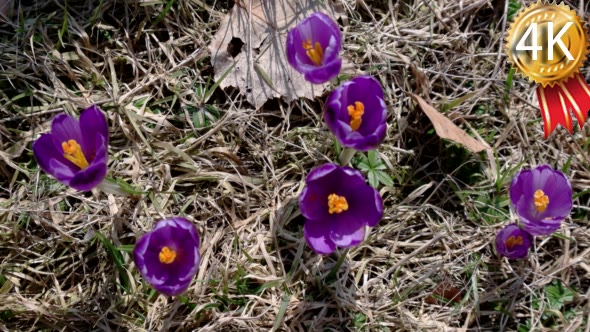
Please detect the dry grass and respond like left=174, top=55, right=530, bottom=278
left=1, top=0, right=590, bottom=331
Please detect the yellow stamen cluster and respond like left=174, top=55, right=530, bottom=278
left=159, top=246, right=177, bottom=264
left=61, top=139, right=89, bottom=169
left=534, top=189, right=549, bottom=212
left=506, top=235, right=523, bottom=249
left=348, top=101, right=365, bottom=131
left=328, top=193, right=348, bottom=214
left=302, top=39, right=324, bottom=66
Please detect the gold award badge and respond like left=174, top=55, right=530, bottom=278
left=505, top=1, right=590, bottom=137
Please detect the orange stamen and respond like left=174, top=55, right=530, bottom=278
left=328, top=193, right=348, bottom=214
left=159, top=246, right=177, bottom=264
left=348, top=101, right=365, bottom=131
left=534, top=189, right=549, bottom=212
left=61, top=139, right=89, bottom=169
left=506, top=235, right=523, bottom=249
left=302, top=39, right=324, bottom=66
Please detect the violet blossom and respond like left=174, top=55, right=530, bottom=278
left=324, top=76, right=387, bottom=151
left=32, top=105, right=108, bottom=191
left=286, top=12, right=342, bottom=84
left=299, top=163, right=383, bottom=255
left=133, top=217, right=201, bottom=296
left=510, top=165, right=572, bottom=236
left=495, top=223, right=533, bottom=259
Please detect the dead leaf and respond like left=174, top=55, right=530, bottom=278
left=208, top=0, right=342, bottom=109
left=409, top=64, right=431, bottom=95
left=409, top=93, right=490, bottom=153
left=425, top=280, right=462, bottom=304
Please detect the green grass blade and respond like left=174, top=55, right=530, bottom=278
left=95, top=231, right=130, bottom=292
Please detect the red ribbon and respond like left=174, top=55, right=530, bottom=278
left=536, top=73, right=590, bottom=138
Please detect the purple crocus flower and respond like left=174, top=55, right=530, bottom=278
left=133, top=217, right=201, bottom=296
left=286, top=12, right=342, bottom=84
left=510, top=165, right=573, bottom=236
left=495, top=224, right=533, bottom=259
left=32, top=105, right=108, bottom=191
left=299, top=163, right=383, bottom=255
left=324, top=76, right=387, bottom=151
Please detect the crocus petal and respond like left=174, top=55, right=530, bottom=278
left=357, top=97, right=387, bottom=137
left=141, top=247, right=172, bottom=286
left=173, top=245, right=200, bottom=282
left=320, top=31, right=341, bottom=61
left=285, top=12, right=342, bottom=84
left=149, top=219, right=179, bottom=246
left=153, top=280, right=191, bottom=297
left=329, top=213, right=366, bottom=248
left=174, top=217, right=201, bottom=243
left=299, top=163, right=383, bottom=254
left=133, top=217, right=201, bottom=296
left=299, top=183, right=331, bottom=221
left=306, top=163, right=339, bottom=182
left=169, top=218, right=201, bottom=281
left=67, top=136, right=108, bottom=191
left=304, top=219, right=336, bottom=255
left=134, top=232, right=170, bottom=286
left=509, top=169, right=534, bottom=204
left=509, top=165, right=572, bottom=236
left=303, top=58, right=342, bottom=84
left=495, top=224, right=533, bottom=259
left=288, top=21, right=318, bottom=68
left=33, top=133, right=78, bottom=180
left=47, top=159, right=76, bottom=184
left=50, top=113, right=84, bottom=152
left=306, top=12, right=341, bottom=53
left=324, top=76, right=387, bottom=151
left=542, top=172, right=572, bottom=217
left=350, top=186, right=383, bottom=228
left=79, top=105, right=109, bottom=160
left=68, top=159, right=107, bottom=191
left=34, top=107, right=110, bottom=191
left=168, top=226, right=200, bottom=282
left=520, top=216, right=561, bottom=236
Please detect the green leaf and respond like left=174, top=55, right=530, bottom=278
left=57, top=3, right=69, bottom=49
left=95, top=232, right=130, bottom=292
left=517, top=319, right=532, bottom=332
left=179, top=295, right=196, bottom=310
left=102, top=177, right=146, bottom=196
left=441, top=91, right=479, bottom=112
left=545, top=281, right=574, bottom=310
left=367, top=150, right=379, bottom=167
left=192, top=105, right=220, bottom=128
left=373, top=162, right=387, bottom=170
left=507, top=0, right=522, bottom=22
left=551, top=232, right=575, bottom=242
left=151, top=0, right=176, bottom=28
left=203, top=63, right=235, bottom=103
left=333, top=140, right=343, bottom=156
left=356, top=161, right=371, bottom=172
left=562, top=155, right=573, bottom=173
left=352, top=152, right=368, bottom=167
left=353, top=313, right=367, bottom=329
left=117, top=180, right=144, bottom=195
left=116, top=244, right=135, bottom=253
left=271, top=293, right=291, bottom=332
left=375, top=170, right=394, bottom=187
left=133, top=97, right=148, bottom=108
left=354, top=151, right=395, bottom=188
left=572, top=188, right=590, bottom=200
left=254, top=63, right=279, bottom=93
left=368, top=171, right=379, bottom=188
